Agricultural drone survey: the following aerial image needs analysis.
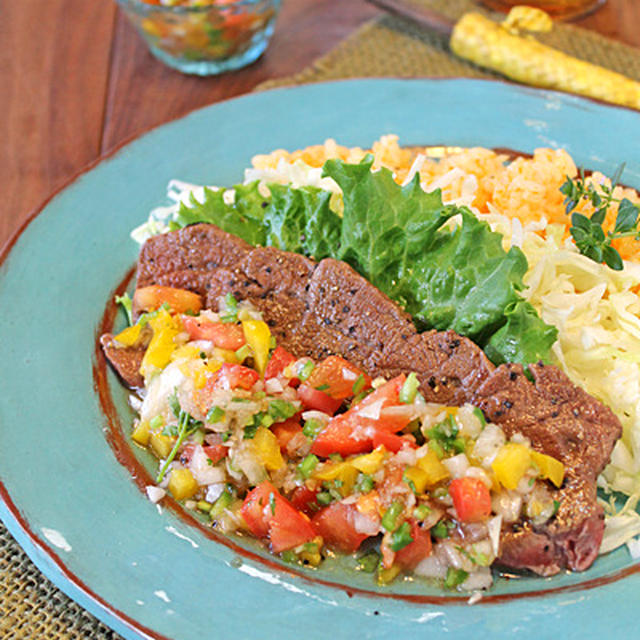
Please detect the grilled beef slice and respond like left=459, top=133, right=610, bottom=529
left=104, top=223, right=622, bottom=575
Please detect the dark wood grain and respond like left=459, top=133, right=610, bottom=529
left=0, top=0, right=117, bottom=244
left=2, top=0, right=640, bottom=252
left=101, top=0, right=380, bottom=151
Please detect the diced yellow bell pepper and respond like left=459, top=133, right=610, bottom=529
left=150, top=432, right=175, bottom=459
left=314, top=461, right=359, bottom=497
left=404, top=466, right=430, bottom=495
left=113, top=323, right=142, bottom=347
left=492, top=443, right=531, bottom=490
left=213, top=348, right=238, bottom=364
left=252, top=426, right=284, bottom=471
left=140, top=309, right=181, bottom=378
left=168, top=468, right=199, bottom=501
left=377, top=564, right=401, bottom=585
left=171, top=344, right=201, bottom=362
left=351, top=446, right=387, bottom=474
left=417, top=449, right=450, bottom=486
left=242, top=319, right=271, bottom=376
left=131, top=419, right=151, bottom=446
left=531, top=450, right=565, bottom=488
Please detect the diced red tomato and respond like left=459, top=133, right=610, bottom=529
left=264, top=346, right=296, bottom=380
left=311, top=375, right=410, bottom=457
left=179, top=442, right=227, bottom=467
left=206, top=363, right=259, bottom=391
left=202, top=444, right=227, bottom=465
left=449, top=477, right=492, bottom=523
left=289, top=486, right=319, bottom=517
left=134, top=285, right=202, bottom=315
left=240, top=482, right=316, bottom=553
left=271, top=416, right=303, bottom=452
left=306, top=356, right=372, bottom=400
left=370, top=429, right=415, bottom=453
left=394, top=520, right=432, bottom=570
left=311, top=502, right=369, bottom=553
left=182, top=315, right=246, bottom=350
left=297, top=384, right=343, bottom=415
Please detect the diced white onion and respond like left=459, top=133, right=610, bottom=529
left=265, top=378, right=284, bottom=394
left=146, top=486, right=166, bottom=503
left=442, top=454, right=469, bottom=478
left=487, top=515, right=503, bottom=557
left=358, top=398, right=384, bottom=420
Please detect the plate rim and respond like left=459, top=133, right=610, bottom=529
left=2, top=77, right=640, bottom=640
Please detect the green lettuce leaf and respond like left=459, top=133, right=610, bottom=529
left=323, top=155, right=556, bottom=362
left=484, top=300, right=558, bottom=366
left=175, top=182, right=267, bottom=246
left=263, top=184, right=341, bottom=259
left=170, top=156, right=556, bottom=366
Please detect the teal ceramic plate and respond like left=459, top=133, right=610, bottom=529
left=1, top=79, right=640, bottom=640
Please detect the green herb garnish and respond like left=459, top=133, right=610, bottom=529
left=115, top=293, right=133, bottom=326
left=390, top=521, right=414, bottom=552
left=381, top=501, right=403, bottom=532
left=560, top=165, right=639, bottom=271
left=156, top=392, right=203, bottom=483
left=298, top=454, right=319, bottom=479
left=444, top=567, right=469, bottom=590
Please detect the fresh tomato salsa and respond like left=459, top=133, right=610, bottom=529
left=114, top=286, right=566, bottom=592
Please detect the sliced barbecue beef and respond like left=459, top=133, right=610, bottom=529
left=103, top=223, right=622, bottom=575
left=474, top=362, right=621, bottom=574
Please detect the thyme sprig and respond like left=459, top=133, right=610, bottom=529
left=560, top=165, right=640, bottom=271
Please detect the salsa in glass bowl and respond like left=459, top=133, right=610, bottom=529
left=117, top=0, right=281, bottom=75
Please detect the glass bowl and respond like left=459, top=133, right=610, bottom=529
left=116, top=0, right=282, bottom=76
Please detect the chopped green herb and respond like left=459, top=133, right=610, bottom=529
left=355, top=473, right=374, bottom=494
left=302, top=418, right=323, bottom=440
left=243, top=424, right=258, bottom=439
left=162, top=424, right=179, bottom=437
left=299, top=360, right=315, bottom=382
left=235, top=344, right=251, bottom=362
left=149, top=415, right=164, bottom=431
left=281, top=550, right=298, bottom=564
left=431, top=521, right=449, bottom=539
left=268, top=398, right=298, bottom=422
left=357, top=550, right=380, bottom=573
left=269, top=492, right=276, bottom=515
left=168, top=389, right=181, bottom=419
left=221, top=430, right=231, bottom=442
left=390, top=521, right=414, bottom=552
left=206, top=406, right=225, bottom=424
left=403, top=473, right=418, bottom=495
left=315, top=383, right=330, bottom=392
left=426, top=414, right=466, bottom=455
left=399, top=372, right=419, bottom=404
left=352, top=388, right=373, bottom=405
left=316, top=491, right=333, bottom=506
left=444, top=567, right=469, bottom=590
left=472, top=407, right=486, bottom=427
left=352, top=374, right=366, bottom=396
left=220, top=292, right=239, bottom=323
left=298, top=454, right=319, bottom=479
left=552, top=499, right=561, bottom=516
left=115, top=293, right=133, bottom=326
left=381, top=501, right=403, bottom=532
left=199, top=351, right=207, bottom=360
left=412, top=504, right=431, bottom=521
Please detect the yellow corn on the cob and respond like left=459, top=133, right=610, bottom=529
left=450, top=10, right=640, bottom=111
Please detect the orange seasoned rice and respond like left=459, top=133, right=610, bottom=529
left=252, top=135, right=640, bottom=261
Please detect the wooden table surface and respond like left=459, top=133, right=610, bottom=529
left=2, top=0, right=639, bottom=251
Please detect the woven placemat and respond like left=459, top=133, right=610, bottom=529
left=4, top=2, right=640, bottom=638
left=258, top=0, right=640, bottom=90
